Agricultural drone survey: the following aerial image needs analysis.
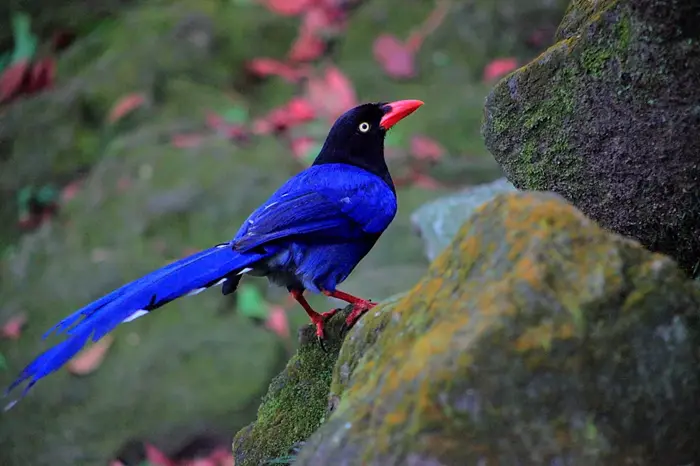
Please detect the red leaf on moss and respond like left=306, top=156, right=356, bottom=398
left=66, top=335, right=114, bottom=375
left=289, top=32, right=325, bottom=62
left=1, top=313, right=27, bottom=340
left=483, top=57, right=518, bottom=82
left=410, top=135, right=445, bottom=161
left=0, top=60, right=29, bottom=102
left=252, top=118, right=273, bottom=135
left=205, top=111, right=225, bottom=130
left=287, top=97, right=315, bottom=122
left=26, top=58, right=55, bottom=93
left=172, top=133, right=205, bottom=148
left=290, top=136, right=315, bottom=161
left=209, top=447, right=235, bottom=465
left=259, top=0, right=312, bottom=16
left=411, top=172, right=443, bottom=189
left=246, top=58, right=301, bottom=83
left=108, top=93, right=146, bottom=123
left=204, top=112, right=248, bottom=140
left=254, top=98, right=316, bottom=135
left=373, top=34, right=415, bottom=79
left=306, top=65, right=356, bottom=122
left=60, top=179, right=83, bottom=203
left=265, top=305, right=290, bottom=340
left=289, top=6, right=335, bottom=62
left=145, top=443, right=176, bottom=466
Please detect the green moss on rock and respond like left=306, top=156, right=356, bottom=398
left=232, top=307, right=351, bottom=466
left=482, top=0, right=700, bottom=276
left=292, top=192, right=700, bottom=465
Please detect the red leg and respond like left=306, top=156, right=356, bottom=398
left=323, top=289, right=377, bottom=329
left=290, top=290, right=338, bottom=340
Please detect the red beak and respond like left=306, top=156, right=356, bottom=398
left=379, top=99, right=424, bottom=130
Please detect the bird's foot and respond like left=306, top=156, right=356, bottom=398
left=311, top=309, right=339, bottom=352
left=341, top=300, right=377, bottom=334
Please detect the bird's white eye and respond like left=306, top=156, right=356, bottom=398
left=358, top=122, right=370, bottom=133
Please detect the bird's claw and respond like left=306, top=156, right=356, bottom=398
left=313, top=308, right=339, bottom=352
left=317, top=335, right=328, bottom=353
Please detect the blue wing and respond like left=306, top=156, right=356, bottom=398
left=232, top=163, right=397, bottom=252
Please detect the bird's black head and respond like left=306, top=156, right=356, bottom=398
left=313, top=100, right=424, bottom=186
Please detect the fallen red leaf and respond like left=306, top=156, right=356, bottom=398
left=208, top=447, right=235, bottom=465
left=306, top=65, right=357, bottom=122
left=254, top=98, right=316, bottom=135
left=66, top=335, right=114, bottom=375
left=289, top=32, right=325, bottom=62
left=411, top=172, right=443, bottom=190
left=145, top=443, right=176, bottom=466
left=290, top=136, right=316, bottom=161
left=0, top=60, right=30, bottom=103
left=483, top=57, right=518, bottom=82
left=1, top=313, right=27, bottom=340
left=259, top=0, right=312, bottom=16
left=108, top=93, right=146, bottom=123
left=289, top=6, right=335, bottom=62
left=410, top=135, right=445, bottom=161
left=286, top=97, right=315, bottom=122
left=252, top=118, right=273, bottom=135
left=246, top=58, right=302, bottom=83
left=172, top=133, right=205, bottom=148
left=204, top=111, right=249, bottom=140
left=205, top=111, right=225, bottom=130
left=26, top=58, right=56, bottom=94
left=60, top=180, right=83, bottom=203
left=265, top=305, right=290, bottom=339
left=373, top=34, right=416, bottom=79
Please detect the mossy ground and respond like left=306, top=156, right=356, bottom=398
left=294, top=192, right=700, bottom=465
left=482, top=0, right=700, bottom=275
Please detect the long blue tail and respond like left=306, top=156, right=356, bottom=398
left=5, top=243, right=266, bottom=407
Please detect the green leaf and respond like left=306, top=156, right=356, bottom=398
left=221, top=105, right=249, bottom=124
left=236, top=284, right=269, bottom=320
left=10, top=12, right=38, bottom=64
left=36, top=185, right=58, bottom=204
left=0, top=52, right=11, bottom=74
left=17, top=186, right=34, bottom=209
left=0, top=353, right=7, bottom=371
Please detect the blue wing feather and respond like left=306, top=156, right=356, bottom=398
left=233, top=164, right=396, bottom=251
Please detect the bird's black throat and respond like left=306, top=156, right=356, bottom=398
left=312, top=146, right=394, bottom=191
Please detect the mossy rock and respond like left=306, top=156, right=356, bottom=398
left=232, top=307, right=351, bottom=466
left=288, top=192, right=700, bottom=465
left=481, top=0, right=700, bottom=276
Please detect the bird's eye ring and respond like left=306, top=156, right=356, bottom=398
left=358, top=122, right=370, bottom=133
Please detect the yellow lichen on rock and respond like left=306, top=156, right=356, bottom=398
left=293, top=191, right=700, bottom=466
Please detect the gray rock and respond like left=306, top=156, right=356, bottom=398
left=482, top=0, right=700, bottom=276
left=410, top=177, right=517, bottom=261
